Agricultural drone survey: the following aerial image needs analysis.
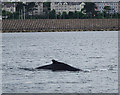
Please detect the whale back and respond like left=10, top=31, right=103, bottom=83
left=51, top=60, right=80, bottom=71
left=35, top=59, right=81, bottom=71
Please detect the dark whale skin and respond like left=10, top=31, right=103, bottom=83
left=36, top=60, right=82, bottom=71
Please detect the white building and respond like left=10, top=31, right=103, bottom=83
left=51, top=2, right=85, bottom=14
left=33, top=2, right=43, bottom=15
left=2, top=3, right=16, bottom=13
left=95, top=2, right=119, bottom=14
left=119, top=1, right=120, bottom=13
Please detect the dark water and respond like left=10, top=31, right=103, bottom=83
left=2, top=31, right=118, bottom=93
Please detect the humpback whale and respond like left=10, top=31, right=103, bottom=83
left=35, top=60, right=82, bottom=71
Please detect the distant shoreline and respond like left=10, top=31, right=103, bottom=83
left=2, top=19, right=119, bottom=32
left=1, top=29, right=119, bottom=33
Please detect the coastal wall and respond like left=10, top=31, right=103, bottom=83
left=2, top=19, right=119, bottom=32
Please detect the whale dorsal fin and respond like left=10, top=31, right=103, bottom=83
left=52, top=59, right=64, bottom=64
left=52, top=59, right=58, bottom=64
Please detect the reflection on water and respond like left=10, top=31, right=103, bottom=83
left=2, top=31, right=118, bottom=93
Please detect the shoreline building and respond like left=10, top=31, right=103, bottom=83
left=2, top=3, right=16, bottom=19
left=32, top=2, right=43, bottom=15
left=95, top=2, right=119, bottom=14
left=51, top=2, right=85, bottom=14
left=118, top=1, right=120, bottom=13
left=2, top=3, right=16, bottom=13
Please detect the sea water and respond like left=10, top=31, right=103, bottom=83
left=2, top=31, right=118, bottom=93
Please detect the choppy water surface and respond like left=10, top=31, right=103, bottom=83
left=2, top=31, right=118, bottom=93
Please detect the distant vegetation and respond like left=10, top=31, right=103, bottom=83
left=0, top=4, right=1, bottom=16
left=2, top=2, right=120, bottom=19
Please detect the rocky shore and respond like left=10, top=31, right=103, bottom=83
left=2, top=19, right=119, bottom=32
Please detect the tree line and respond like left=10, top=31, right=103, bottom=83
left=2, top=2, right=120, bottom=19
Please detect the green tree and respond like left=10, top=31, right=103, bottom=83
left=49, top=9, right=56, bottom=19
left=82, top=2, right=97, bottom=18
left=2, top=10, right=12, bottom=19
left=104, top=6, right=113, bottom=18
left=112, top=13, right=118, bottom=18
left=43, top=2, right=51, bottom=19
left=26, top=2, right=35, bottom=12
left=0, top=3, right=1, bottom=16
left=16, top=2, right=26, bottom=19
left=78, top=11, right=86, bottom=19
left=68, top=11, right=74, bottom=19
left=61, top=12, right=68, bottom=19
left=96, top=12, right=104, bottom=19
left=57, top=12, right=62, bottom=19
left=43, top=2, right=51, bottom=10
left=104, top=6, right=111, bottom=14
left=118, top=13, right=120, bottom=18
left=16, top=2, right=35, bottom=19
left=73, top=11, right=79, bottom=19
left=26, top=2, right=36, bottom=19
left=16, top=2, right=25, bottom=12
